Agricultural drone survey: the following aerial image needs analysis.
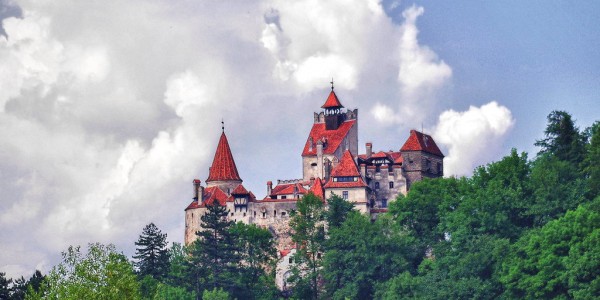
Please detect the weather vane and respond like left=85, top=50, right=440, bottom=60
left=330, top=78, right=334, bottom=91
left=221, top=119, right=225, bottom=133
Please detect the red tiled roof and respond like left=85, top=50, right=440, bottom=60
left=184, top=186, right=229, bottom=210
left=324, top=151, right=368, bottom=188
left=302, top=120, right=356, bottom=156
left=207, top=132, right=242, bottom=182
left=270, top=183, right=308, bottom=196
left=321, top=90, right=344, bottom=108
left=202, top=186, right=229, bottom=207
left=330, top=150, right=361, bottom=177
left=231, top=184, right=249, bottom=195
left=323, top=179, right=368, bottom=188
left=400, top=130, right=444, bottom=157
left=371, top=151, right=388, bottom=158
left=371, top=208, right=388, bottom=213
left=309, top=178, right=325, bottom=200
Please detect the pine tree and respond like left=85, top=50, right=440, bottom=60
left=0, top=272, right=12, bottom=299
left=133, top=223, right=170, bottom=280
left=187, top=202, right=238, bottom=296
left=535, top=110, right=586, bottom=165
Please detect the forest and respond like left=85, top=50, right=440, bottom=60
left=1, top=110, right=599, bottom=300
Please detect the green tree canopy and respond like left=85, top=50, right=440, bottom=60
left=187, top=202, right=238, bottom=296
left=27, top=243, right=140, bottom=300
left=535, top=110, right=586, bottom=166
left=289, top=192, right=326, bottom=300
left=501, top=198, right=600, bottom=299
left=133, top=222, right=170, bottom=280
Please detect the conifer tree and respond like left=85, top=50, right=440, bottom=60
left=0, top=272, right=12, bottom=299
left=133, top=223, right=170, bottom=280
left=187, top=201, right=238, bottom=296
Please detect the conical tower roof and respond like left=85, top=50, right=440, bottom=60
left=321, top=90, right=344, bottom=109
left=206, top=132, right=242, bottom=182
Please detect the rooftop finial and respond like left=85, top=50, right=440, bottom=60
left=330, top=78, right=334, bottom=91
left=221, top=119, right=225, bottom=133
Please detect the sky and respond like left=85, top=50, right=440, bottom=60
left=1, top=0, right=599, bottom=278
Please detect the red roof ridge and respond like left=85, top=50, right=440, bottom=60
left=231, top=184, right=249, bottom=195
left=309, top=178, right=325, bottom=201
left=400, top=130, right=444, bottom=157
left=207, top=132, right=243, bottom=182
left=330, top=150, right=361, bottom=177
left=321, top=90, right=344, bottom=108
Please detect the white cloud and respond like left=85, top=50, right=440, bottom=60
left=0, top=0, right=514, bottom=280
left=433, top=101, right=515, bottom=176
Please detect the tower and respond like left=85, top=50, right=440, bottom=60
left=206, top=130, right=243, bottom=195
left=302, top=87, right=359, bottom=182
left=400, top=130, right=445, bottom=188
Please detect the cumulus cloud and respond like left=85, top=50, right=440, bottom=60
left=0, top=0, right=514, bottom=279
left=433, top=101, right=515, bottom=176
left=368, top=5, right=452, bottom=127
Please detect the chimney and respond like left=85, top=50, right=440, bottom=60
left=366, top=142, right=372, bottom=158
left=310, top=177, right=315, bottom=186
left=267, top=181, right=273, bottom=196
left=193, top=179, right=200, bottom=201
left=316, top=140, right=324, bottom=179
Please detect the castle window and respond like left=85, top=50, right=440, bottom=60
left=281, top=195, right=287, bottom=199
left=342, top=191, right=348, bottom=200
left=243, top=213, right=246, bottom=217
left=274, top=210, right=277, bottom=217
left=382, top=199, right=388, bottom=208
left=289, top=257, right=293, bottom=264
left=375, top=182, right=380, bottom=189
left=254, top=211, right=257, bottom=217
left=281, top=211, right=286, bottom=217
left=262, top=212, right=266, bottom=218
left=231, top=213, right=234, bottom=216
left=389, top=181, right=394, bottom=189
left=337, top=176, right=354, bottom=182
left=375, top=165, right=381, bottom=172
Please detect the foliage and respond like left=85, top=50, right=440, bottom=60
left=325, top=193, right=354, bottom=228
left=584, top=121, right=600, bottom=198
left=229, top=222, right=278, bottom=299
left=27, top=243, right=140, bottom=300
left=535, top=110, right=586, bottom=166
left=201, top=287, right=230, bottom=300
left=0, top=272, right=11, bottom=299
left=133, top=223, right=170, bottom=280
left=501, top=198, right=600, bottom=299
left=153, top=283, right=196, bottom=300
left=323, top=212, right=416, bottom=299
left=288, top=192, right=326, bottom=300
left=187, top=202, right=237, bottom=296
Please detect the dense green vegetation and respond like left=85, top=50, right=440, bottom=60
left=1, top=110, right=598, bottom=299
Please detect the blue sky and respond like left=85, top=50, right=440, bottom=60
left=386, top=0, right=600, bottom=153
left=0, top=0, right=598, bottom=278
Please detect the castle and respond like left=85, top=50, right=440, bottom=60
left=184, top=86, right=444, bottom=288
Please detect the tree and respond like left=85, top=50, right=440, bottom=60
left=0, top=272, right=12, bottom=299
left=229, top=222, right=278, bottom=299
left=288, top=192, right=326, bottom=300
left=133, top=223, right=170, bottom=280
left=201, top=287, right=230, bottom=300
left=584, top=121, right=600, bottom=198
left=325, top=193, right=354, bottom=228
left=535, top=110, right=586, bottom=166
left=152, top=283, right=196, bottom=300
left=165, top=242, right=190, bottom=290
left=27, top=243, right=140, bottom=300
left=501, top=198, right=600, bottom=299
left=187, top=202, right=238, bottom=296
left=323, top=212, right=416, bottom=299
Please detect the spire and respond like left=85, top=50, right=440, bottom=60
left=206, top=132, right=242, bottom=182
left=321, top=90, right=344, bottom=109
